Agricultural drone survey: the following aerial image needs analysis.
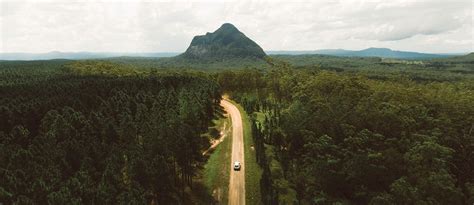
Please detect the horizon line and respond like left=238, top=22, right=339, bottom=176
left=0, top=48, right=471, bottom=55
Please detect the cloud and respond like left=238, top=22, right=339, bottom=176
left=0, top=0, right=472, bottom=53
left=348, top=1, right=470, bottom=41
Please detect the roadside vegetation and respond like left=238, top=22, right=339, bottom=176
left=202, top=115, right=233, bottom=204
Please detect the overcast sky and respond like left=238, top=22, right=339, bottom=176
left=0, top=0, right=472, bottom=53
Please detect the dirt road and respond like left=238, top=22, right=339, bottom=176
left=221, top=99, right=245, bottom=205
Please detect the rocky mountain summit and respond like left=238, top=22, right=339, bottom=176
left=180, top=23, right=266, bottom=60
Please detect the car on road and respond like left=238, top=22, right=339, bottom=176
left=233, top=161, right=241, bottom=171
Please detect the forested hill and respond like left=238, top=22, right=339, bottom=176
left=432, top=52, right=474, bottom=62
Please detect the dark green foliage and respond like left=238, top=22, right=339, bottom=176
left=0, top=61, right=221, bottom=204
left=2, top=51, right=473, bottom=204
left=218, top=65, right=474, bottom=204
left=0, top=60, right=70, bottom=86
left=272, top=53, right=474, bottom=81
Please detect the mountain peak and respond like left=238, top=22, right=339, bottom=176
left=179, top=23, right=266, bottom=60
left=217, top=23, right=239, bottom=32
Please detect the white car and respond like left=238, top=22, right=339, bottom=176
left=233, top=161, right=241, bottom=171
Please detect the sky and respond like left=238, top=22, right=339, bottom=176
left=0, top=0, right=472, bottom=53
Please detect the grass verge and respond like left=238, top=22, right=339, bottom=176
left=228, top=100, right=262, bottom=205
left=202, top=114, right=232, bottom=204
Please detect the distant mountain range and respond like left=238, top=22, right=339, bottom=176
left=267, top=48, right=464, bottom=59
left=1, top=30, right=468, bottom=62
left=0, top=52, right=179, bottom=61
left=2, top=48, right=465, bottom=61
left=0, top=23, right=268, bottom=61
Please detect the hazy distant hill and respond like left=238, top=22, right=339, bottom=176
left=0, top=52, right=179, bottom=61
left=432, top=52, right=474, bottom=62
left=1, top=23, right=268, bottom=69
left=178, top=23, right=266, bottom=60
left=268, top=48, right=459, bottom=59
left=345, top=48, right=453, bottom=59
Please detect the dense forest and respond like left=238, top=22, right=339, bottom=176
left=1, top=54, right=473, bottom=204
left=104, top=52, right=474, bottom=80
left=218, top=60, right=474, bottom=204
left=0, top=61, right=221, bottom=204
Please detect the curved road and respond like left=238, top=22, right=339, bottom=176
left=221, top=100, right=245, bottom=205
